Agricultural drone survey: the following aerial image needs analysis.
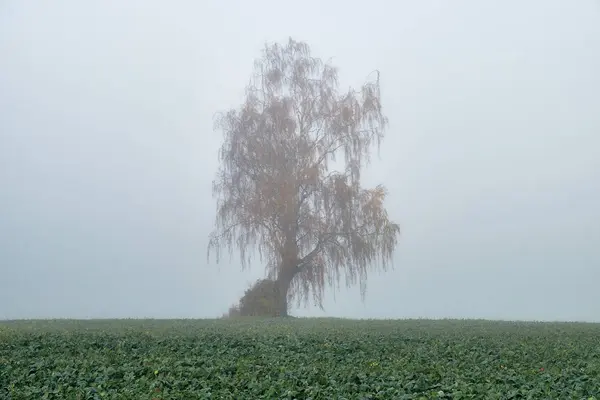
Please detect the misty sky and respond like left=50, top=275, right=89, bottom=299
left=1, top=1, right=599, bottom=321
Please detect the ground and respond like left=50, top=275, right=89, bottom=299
left=1, top=318, right=599, bottom=399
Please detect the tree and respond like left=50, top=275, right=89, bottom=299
left=208, top=38, right=400, bottom=317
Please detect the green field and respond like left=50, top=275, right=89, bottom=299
left=1, top=318, right=599, bottom=399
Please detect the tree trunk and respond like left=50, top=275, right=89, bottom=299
left=276, top=265, right=298, bottom=317
left=277, top=228, right=300, bottom=317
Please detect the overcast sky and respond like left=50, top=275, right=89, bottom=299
left=1, top=0, right=599, bottom=321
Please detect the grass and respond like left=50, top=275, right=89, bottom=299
left=1, top=318, right=599, bottom=399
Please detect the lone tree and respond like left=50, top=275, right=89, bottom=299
left=208, top=38, right=400, bottom=316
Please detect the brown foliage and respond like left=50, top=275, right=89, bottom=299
left=208, top=38, right=400, bottom=314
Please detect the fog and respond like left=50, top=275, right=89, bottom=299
left=1, top=0, right=599, bottom=321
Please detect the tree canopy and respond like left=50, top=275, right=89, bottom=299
left=208, top=38, right=400, bottom=315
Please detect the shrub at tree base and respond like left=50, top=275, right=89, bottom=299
left=225, top=278, right=286, bottom=317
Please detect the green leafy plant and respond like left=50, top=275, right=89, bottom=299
left=1, top=319, right=599, bottom=399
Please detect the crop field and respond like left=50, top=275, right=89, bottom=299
left=1, top=318, right=599, bottom=399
